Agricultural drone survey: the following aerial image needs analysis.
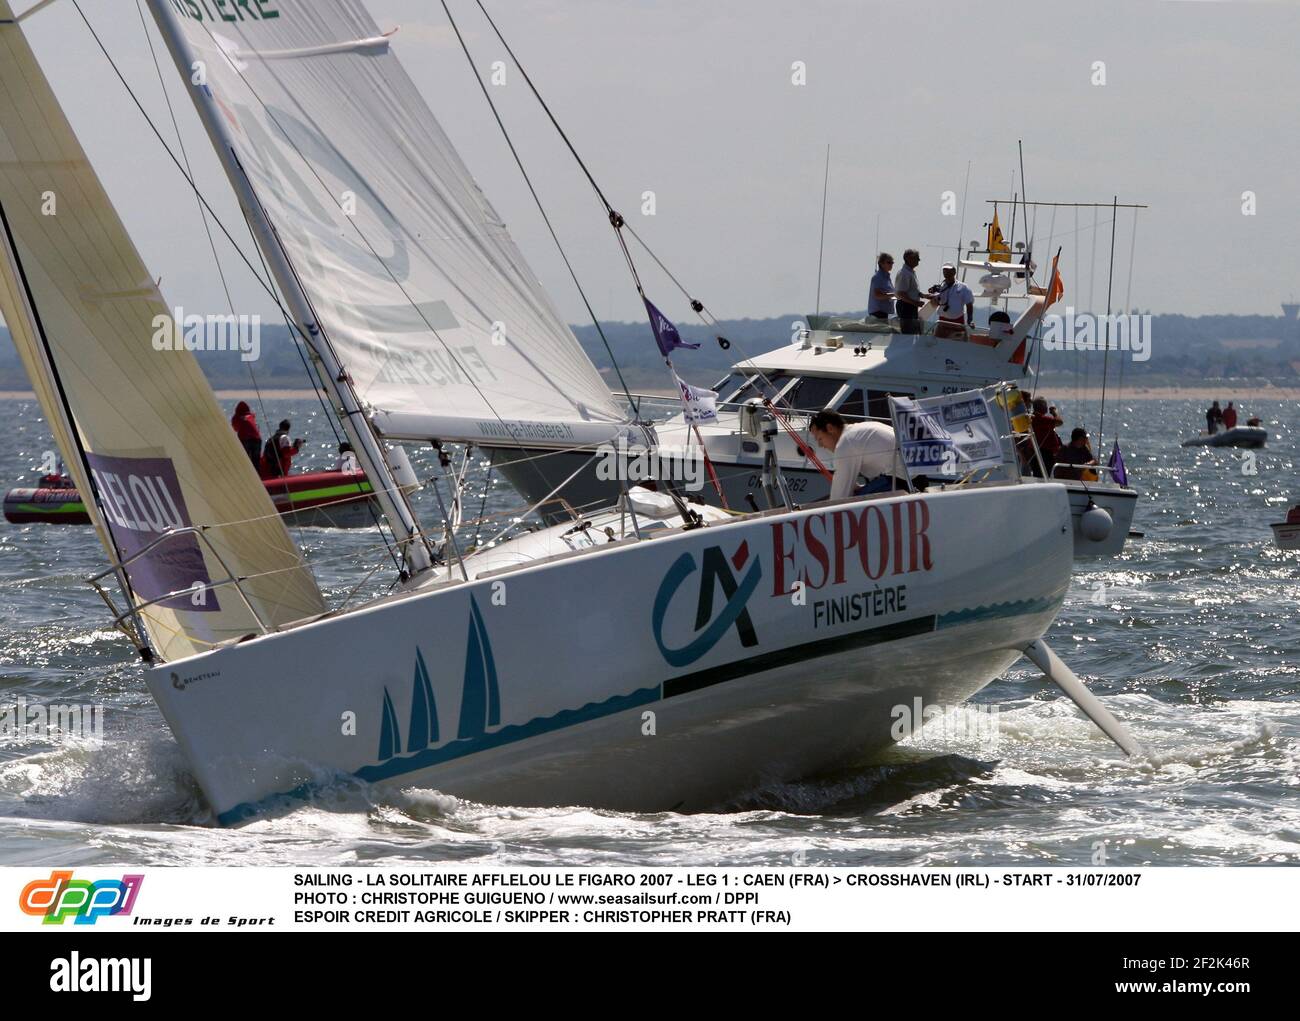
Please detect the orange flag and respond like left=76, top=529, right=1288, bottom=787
left=1046, top=251, right=1065, bottom=308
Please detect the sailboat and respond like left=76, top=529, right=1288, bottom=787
left=0, top=0, right=1140, bottom=823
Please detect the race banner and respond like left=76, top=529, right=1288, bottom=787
left=888, top=387, right=1008, bottom=482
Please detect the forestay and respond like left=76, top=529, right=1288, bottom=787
left=151, top=0, right=630, bottom=449
left=0, top=2, right=326, bottom=663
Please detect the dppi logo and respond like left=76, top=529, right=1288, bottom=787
left=653, top=541, right=761, bottom=667
left=19, top=870, right=143, bottom=925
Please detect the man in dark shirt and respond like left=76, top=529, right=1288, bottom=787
left=1206, top=401, right=1223, bottom=435
left=1056, top=427, right=1099, bottom=481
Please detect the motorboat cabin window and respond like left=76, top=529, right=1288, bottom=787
left=775, top=375, right=845, bottom=413
left=731, top=371, right=793, bottom=404
left=837, top=388, right=866, bottom=421
left=835, top=387, right=914, bottom=422
left=710, top=372, right=753, bottom=404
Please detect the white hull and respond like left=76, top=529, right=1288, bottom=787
left=1271, top=522, right=1300, bottom=550
left=1181, top=426, right=1267, bottom=449
left=148, top=484, right=1072, bottom=823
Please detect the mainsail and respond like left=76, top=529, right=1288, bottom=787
left=149, top=0, right=630, bottom=449
left=0, top=1, right=326, bottom=663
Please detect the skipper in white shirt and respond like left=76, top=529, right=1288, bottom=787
left=808, top=409, right=904, bottom=499
left=930, top=262, right=974, bottom=338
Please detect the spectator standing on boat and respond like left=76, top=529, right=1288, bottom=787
left=809, top=408, right=905, bottom=498
left=1056, top=427, right=1099, bottom=481
left=230, top=400, right=261, bottom=471
left=1222, top=402, right=1238, bottom=430
left=261, top=419, right=304, bottom=479
left=867, top=252, right=896, bottom=322
left=893, top=249, right=926, bottom=334
left=1030, top=397, right=1064, bottom=474
left=1206, top=400, right=1223, bottom=435
left=336, top=442, right=360, bottom=474
left=930, top=263, right=974, bottom=339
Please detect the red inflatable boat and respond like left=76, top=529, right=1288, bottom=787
left=4, top=470, right=378, bottom=529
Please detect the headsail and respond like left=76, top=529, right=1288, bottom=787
left=0, top=2, right=326, bottom=663
left=149, top=0, right=629, bottom=449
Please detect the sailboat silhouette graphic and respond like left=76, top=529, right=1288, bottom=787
left=457, top=597, right=501, bottom=739
left=375, top=597, right=499, bottom=762
left=407, top=650, right=439, bottom=753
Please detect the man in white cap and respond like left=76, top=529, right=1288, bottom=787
left=930, top=263, right=974, bottom=339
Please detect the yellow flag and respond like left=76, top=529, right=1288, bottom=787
left=988, top=209, right=1011, bottom=261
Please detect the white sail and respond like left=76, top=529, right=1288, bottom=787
left=152, top=0, right=630, bottom=449
left=0, top=2, right=326, bottom=663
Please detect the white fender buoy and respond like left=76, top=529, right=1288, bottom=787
left=1080, top=501, right=1113, bottom=542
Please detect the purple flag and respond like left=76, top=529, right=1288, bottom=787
left=644, top=297, right=699, bottom=358
left=1107, top=440, right=1128, bottom=487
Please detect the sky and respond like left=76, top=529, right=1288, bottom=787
left=13, top=0, right=1300, bottom=328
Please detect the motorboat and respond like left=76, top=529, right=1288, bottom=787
left=1271, top=505, right=1300, bottom=549
left=3, top=470, right=377, bottom=528
left=1181, top=426, right=1267, bottom=449
left=495, top=309, right=1140, bottom=558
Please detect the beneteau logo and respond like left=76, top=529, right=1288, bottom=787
left=20, top=870, right=144, bottom=926
left=652, top=542, right=762, bottom=667
left=171, top=669, right=220, bottom=691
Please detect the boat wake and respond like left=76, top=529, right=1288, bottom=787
left=0, top=682, right=1293, bottom=867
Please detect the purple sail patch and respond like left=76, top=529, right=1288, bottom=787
left=84, top=454, right=220, bottom=613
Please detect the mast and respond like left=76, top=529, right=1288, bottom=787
left=145, top=0, right=432, bottom=576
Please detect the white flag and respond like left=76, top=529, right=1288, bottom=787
left=674, top=373, right=719, bottom=425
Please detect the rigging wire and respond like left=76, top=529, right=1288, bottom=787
left=131, top=0, right=269, bottom=427
left=1112, top=206, right=1140, bottom=445
left=450, top=0, right=742, bottom=507
left=177, top=13, right=586, bottom=520
left=814, top=144, right=830, bottom=319
left=466, top=0, right=830, bottom=483
left=439, top=0, right=640, bottom=424
left=76, top=0, right=402, bottom=568
left=1098, top=196, right=1119, bottom=451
